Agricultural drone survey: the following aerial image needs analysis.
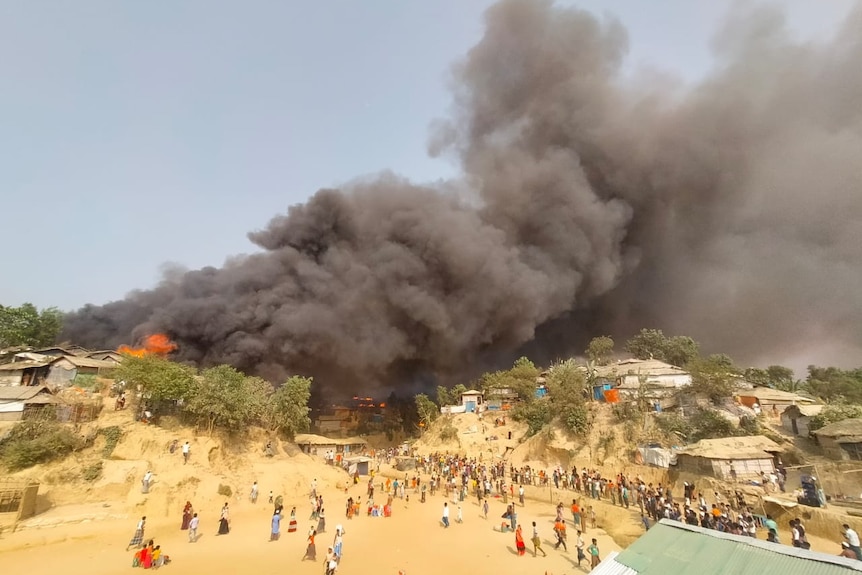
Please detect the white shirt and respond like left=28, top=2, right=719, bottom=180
left=182, top=443, right=190, bottom=454
left=442, top=505, right=450, bottom=518
left=189, top=516, right=199, bottom=529
left=847, top=528, right=861, bottom=547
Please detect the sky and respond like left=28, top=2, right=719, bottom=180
left=0, top=0, right=857, bottom=312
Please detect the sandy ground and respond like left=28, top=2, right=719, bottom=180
left=0, top=471, right=620, bottom=575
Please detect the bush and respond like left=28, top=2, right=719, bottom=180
left=82, top=461, right=103, bottom=481
left=809, top=404, right=862, bottom=433
left=217, top=483, right=233, bottom=497
left=0, top=420, right=85, bottom=471
left=512, top=400, right=552, bottom=436
left=561, top=404, right=591, bottom=436
left=439, top=420, right=458, bottom=442
left=100, top=426, right=123, bottom=458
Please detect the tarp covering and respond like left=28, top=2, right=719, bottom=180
left=638, top=446, right=672, bottom=468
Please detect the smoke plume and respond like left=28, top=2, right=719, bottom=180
left=63, top=0, right=862, bottom=389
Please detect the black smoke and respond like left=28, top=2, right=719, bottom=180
left=63, top=0, right=862, bottom=389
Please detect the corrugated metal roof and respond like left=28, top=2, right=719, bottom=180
left=591, top=552, right=639, bottom=575
left=0, top=360, right=54, bottom=371
left=615, top=520, right=862, bottom=575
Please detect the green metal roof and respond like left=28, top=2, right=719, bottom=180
left=613, top=520, right=862, bottom=575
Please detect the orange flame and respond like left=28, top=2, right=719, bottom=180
left=118, top=334, right=178, bottom=357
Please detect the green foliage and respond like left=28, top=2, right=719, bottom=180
left=560, top=403, right=590, bottom=436
left=805, top=366, right=862, bottom=404
left=511, top=400, right=552, bottom=436
left=414, top=394, right=439, bottom=429
left=100, top=426, right=123, bottom=458
left=114, top=355, right=197, bottom=403
left=0, top=303, right=63, bottom=348
left=262, top=376, right=312, bottom=439
left=82, top=461, right=103, bottom=481
left=809, top=404, right=862, bottom=432
left=624, top=329, right=700, bottom=367
left=687, top=356, right=739, bottom=404
left=744, top=365, right=797, bottom=390
left=217, top=483, right=233, bottom=497
left=656, top=408, right=746, bottom=443
left=0, top=420, right=85, bottom=471
left=480, top=357, right=540, bottom=403
left=185, top=366, right=271, bottom=433
left=436, top=383, right=467, bottom=407
left=586, top=336, right=615, bottom=366
left=73, top=374, right=101, bottom=391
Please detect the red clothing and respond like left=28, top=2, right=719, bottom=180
left=141, top=546, right=153, bottom=568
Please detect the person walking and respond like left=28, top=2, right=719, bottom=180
left=844, top=524, right=862, bottom=559
left=483, top=498, right=489, bottom=519
left=588, top=538, right=601, bottom=570
left=270, top=509, right=282, bottom=541
left=531, top=521, right=547, bottom=557
left=188, top=513, right=199, bottom=542
left=553, top=518, right=568, bottom=551
left=288, top=507, right=298, bottom=533
left=576, top=530, right=586, bottom=566
left=141, top=471, right=153, bottom=494
left=218, top=503, right=230, bottom=535
left=514, top=524, right=526, bottom=556
left=182, top=441, right=191, bottom=465
left=302, top=528, right=317, bottom=561
left=519, top=485, right=525, bottom=506
left=442, top=502, right=450, bottom=528
left=126, top=516, right=146, bottom=550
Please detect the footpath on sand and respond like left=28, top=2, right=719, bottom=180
left=0, top=466, right=620, bottom=575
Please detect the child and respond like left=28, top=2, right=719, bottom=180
left=483, top=499, right=489, bottom=519
left=457, top=505, right=463, bottom=524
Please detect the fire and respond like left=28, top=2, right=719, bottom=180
left=118, top=334, right=177, bottom=357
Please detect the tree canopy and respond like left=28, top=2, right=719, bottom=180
left=0, top=303, right=63, bottom=348
left=624, top=328, right=700, bottom=367
left=805, top=366, right=862, bottom=404
left=586, top=336, right=614, bottom=366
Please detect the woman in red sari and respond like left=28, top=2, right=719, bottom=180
left=181, top=502, right=193, bottom=530
left=141, top=540, right=154, bottom=568
left=515, top=524, right=526, bottom=556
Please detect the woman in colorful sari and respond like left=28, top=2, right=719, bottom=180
left=302, top=528, right=317, bottom=561
left=141, top=540, right=154, bottom=568
left=515, top=524, right=526, bottom=556
left=181, top=502, right=193, bottom=530
left=288, top=507, right=298, bottom=533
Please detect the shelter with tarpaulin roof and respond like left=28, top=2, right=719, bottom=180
left=670, top=435, right=782, bottom=480
left=814, top=419, right=862, bottom=461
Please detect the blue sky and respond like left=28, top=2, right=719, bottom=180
left=0, top=0, right=856, bottom=311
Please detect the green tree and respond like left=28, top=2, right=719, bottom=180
left=806, top=366, right=862, bottom=403
left=809, top=404, right=862, bottom=432
left=623, top=329, right=699, bottom=367
left=184, top=365, right=271, bottom=433
left=687, top=356, right=739, bottom=405
left=586, top=336, right=614, bottom=366
left=262, top=376, right=312, bottom=439
left=414, top=394, right=439, bottom=430
left=113, top=354, right=197, bottom=403
left=480, top=357, right=540, bottom=403
left=744, top=365, right=797, bottom=390
left=0, top=303, right=63, bottom=347
left=436, top=385, right=451, bottom=407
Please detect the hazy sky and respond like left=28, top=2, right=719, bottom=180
left=1, top=0, right=856, bottom=311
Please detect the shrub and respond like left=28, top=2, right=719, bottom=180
left=0, top=420, right=85, bottom=471
left=82, top=461, right=103, bottom=481
left=100, top=426, right=123, bottom=458
left=439, top=421, right=458, bottom=442
left=217, top=483, right=233, bottom=497
left=809, top=404, right=862, bottom=433
left=512, top=400, right=552, bottom=436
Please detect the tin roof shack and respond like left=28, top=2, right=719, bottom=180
left=595, top=358, right=692, bottom=389
left=814, top=419, right=862, bottom=461
left=737, top=387, right=815, bottom=415
left=782, top=404, right=824, bottom=437
left=294, top=434, right=367, bottom=457
left=46, top=356, right=118, bottom=389
left=84, top=350, right=125, bottom=364
left=345, top=455, right=372, bottom=476
left=0, top=385, right=58, bottom=422
left=0, top=360, right=54, bottom=387
left=591, top=519, right=862, bottom=575
left=0, top=478, right=40, bottom=530
left=671, top=435, right=781, bottom=480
